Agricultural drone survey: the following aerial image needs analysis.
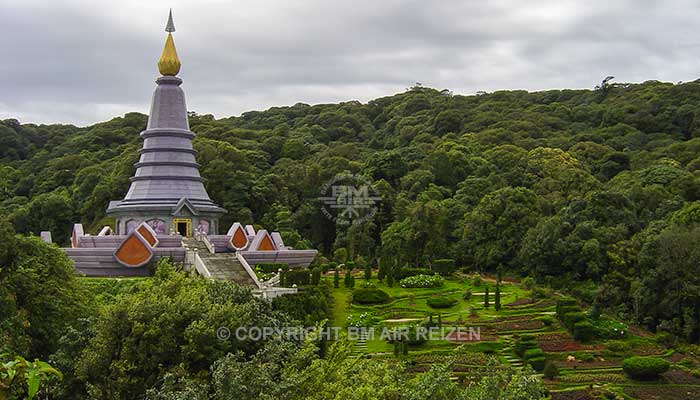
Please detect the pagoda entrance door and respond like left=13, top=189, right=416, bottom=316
left=173, top=218, right=192, bottom=237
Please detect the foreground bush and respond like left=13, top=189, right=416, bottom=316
left=273, top=285, right=329, bottom=325
left=352, top=288, right=390, bottom=305
left=622, top=357, right=670, bottom=380
left=400, top=274, right=444, bottom=288
left=0, top=221, right=88, bottom=358
left=74, top=260, right=286, bottom=399
left=426, top=297, right=457, bottom=309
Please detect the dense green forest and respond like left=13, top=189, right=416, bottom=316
left=3, top=80, right=700, bottom=342
left=4, top=80, right=700, bottom=398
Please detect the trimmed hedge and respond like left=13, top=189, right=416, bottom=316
left=514, top=335, right=538, bottom=357
left=556, top=298, right=579, bottom=319
left=573, top=321, right=596, bottom=342
left=524, top=348, right=545, bottom=360
left=426, top=297, right=457, bottom=309
left=352, top=288, right=390, bottom=305
left=257, top=263, right=289, bottom=273
left=397, top=267, right=432, bottom=279
left=529, top=356, right=546, bottom=372
left=285, top=269, right=311, bottom=286
left=622, top=357, right=670, bottom=380
left=563, top=312, right=587, bottom=330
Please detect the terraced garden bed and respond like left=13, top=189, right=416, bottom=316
left=326, top=273, right=700, bottom=399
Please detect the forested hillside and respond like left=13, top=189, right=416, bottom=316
left=3, top=80, right=700, bottom=342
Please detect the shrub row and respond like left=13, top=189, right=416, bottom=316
left=514, top=334, right=545, bottom=371
left=399, top=274, right=444, bottom=288
left=555, top=298, right=627, bottom=343
left=283, top=269, right=310, bottom=286
left=396, top=267, right=432, bottom=279
left=257, top=263, right=289, bottom=273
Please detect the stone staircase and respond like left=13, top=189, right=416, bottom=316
left=183, top=238, right=257, bottom=286
left=500, top=335, right=524, bottom=368
left=352, top=329, right=370, bottom=356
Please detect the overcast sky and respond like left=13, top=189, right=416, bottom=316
left=1, top=0, right=699, bottom=126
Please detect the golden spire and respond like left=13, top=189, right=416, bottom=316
left=158, top=10, right=181, bottom=76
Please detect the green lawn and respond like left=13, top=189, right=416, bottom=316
left=321, top=272, right=700, bottom=397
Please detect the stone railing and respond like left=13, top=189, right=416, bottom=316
left=263, top=272, right=281, bottom=287
left=193, top=249, right=211, bottom=278
left=254, top=287, right=298, bottom=300
left=236, top=252, right=262, bottom=289
left=195, top=232, right=216, bottom=254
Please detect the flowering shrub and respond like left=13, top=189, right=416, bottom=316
left=593, top=318, right=628, bottom=339
left=345, top=312, right=378, bottom=328
left=254, top=266, right=275, bottom=281
left=400, top=274, right=444, bottom=288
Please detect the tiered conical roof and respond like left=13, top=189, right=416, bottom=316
left=107, top=11, right=225, bottom=217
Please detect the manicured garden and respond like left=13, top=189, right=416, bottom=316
left=323, top=268, right=700, bottom=398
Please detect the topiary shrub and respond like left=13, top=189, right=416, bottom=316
left=528, top=356, right=546, bottom=372
left=543, top=361, right=559, bottom=379
left=352, top=288, right=390, bottom=305
left=426, top=296, right=457, bottom=309
left=524, top=348, right=545, bottom=360
left=563, top=312, right=587, bottom=330
left=573, top=320, right=597, bottom=343
left=622, top=357, right=670, bottom=380
left=556, top=297, right=579, bottom=319
left=514, top=335, right=538, bottom=357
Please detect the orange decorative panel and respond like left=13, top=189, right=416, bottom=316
left=257, top=234, right=275, bottom=251
left=231, top=226, right=248, bottom=249
left=137, top=225, right=157, bottom=247
left=114, top=234, right=153, bottom=267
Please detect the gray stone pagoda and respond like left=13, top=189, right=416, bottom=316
left=106, top=11, right=225, bottom=236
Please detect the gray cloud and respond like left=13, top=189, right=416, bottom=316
left=1, top=0, right=699, bottom=126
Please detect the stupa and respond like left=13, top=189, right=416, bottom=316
left=54, top=11, right=317, bottom=298
left=106, top=10, right=226, bottom=236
